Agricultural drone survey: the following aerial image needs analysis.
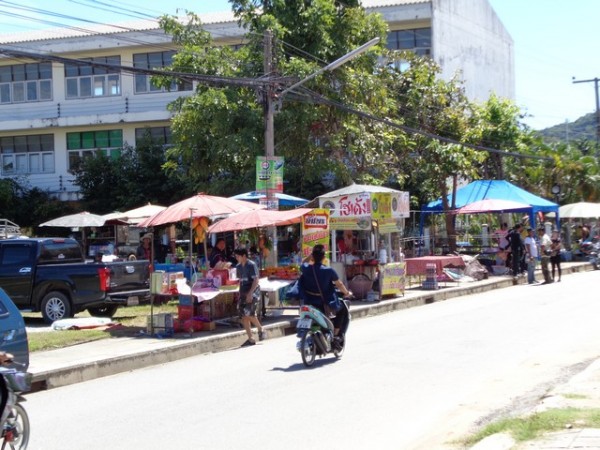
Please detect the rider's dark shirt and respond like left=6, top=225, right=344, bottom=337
left=298, top=262, right=339, bottom=311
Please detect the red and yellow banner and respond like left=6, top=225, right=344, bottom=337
left=301, top=208, right=330, bottom=260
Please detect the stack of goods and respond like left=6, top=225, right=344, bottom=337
left=260, top=265, right=300, bottom=280
left=173, top=300, right=215, bottom=333
left=421, top=263, right=439, bottom=290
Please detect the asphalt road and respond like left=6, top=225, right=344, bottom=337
left=23, top=270, right=600, bottom=450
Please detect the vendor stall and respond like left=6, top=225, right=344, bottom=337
left=315, top=184, right=410, bottom=300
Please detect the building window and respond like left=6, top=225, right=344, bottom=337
left=386, top=27, right=432, bottom=71
left=135, top=126, right=172, bottom=146
left=66, top=130, right=123, bottom=170
left=0, top=134, right=54, bottom=175
left=64, top=56, right=121, bottom=99
left=133, top=51, right=192, bottom=94
left=0, top=63, right=52, bottom=104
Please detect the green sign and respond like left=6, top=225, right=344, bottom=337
left=256, top=157, right=284, bottom=193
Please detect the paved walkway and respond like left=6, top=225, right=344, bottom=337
left=26, top=260, right=600, bottom=449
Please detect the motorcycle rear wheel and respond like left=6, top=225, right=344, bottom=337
left=300, top=331, right=317, bottom=367
left=1, top=403, right=30, bottom=450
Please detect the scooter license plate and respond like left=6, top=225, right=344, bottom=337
left=297, top=318, right=312, bottom=329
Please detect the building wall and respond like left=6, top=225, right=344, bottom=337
left=432, top=0, right=514, bottom=101
left=0, top=2, right=514, bottom=200
left=0, top=39, right=189, bottom=200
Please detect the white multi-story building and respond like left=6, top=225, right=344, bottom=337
left=0, top=0, right=513, bottom=200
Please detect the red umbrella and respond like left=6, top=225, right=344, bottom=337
left=455, top=199, right=531, bottom=214
left=208, top=208, right=313, bottom=234
left=138, top=193, right=265, bottom=227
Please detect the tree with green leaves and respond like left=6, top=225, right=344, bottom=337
left=157, top=1, right=398, bottom=199
left=70, top=137, right=187, bottom=214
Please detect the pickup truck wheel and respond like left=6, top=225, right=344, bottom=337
left=87, top=305, right=119, bottom=318
left=41, top=291, right=72, bottom=324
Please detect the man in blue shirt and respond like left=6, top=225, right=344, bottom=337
left=234, top=247, right=266, bottom=346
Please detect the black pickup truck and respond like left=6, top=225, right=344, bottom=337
left=0, top=237, right=150, bottom=323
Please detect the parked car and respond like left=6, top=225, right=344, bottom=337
left=0, top=288, right=28, bottom=370
left=0, top=237, right=150, bottom=324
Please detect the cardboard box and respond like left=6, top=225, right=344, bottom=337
left=178, top=294, right=193, bottom=306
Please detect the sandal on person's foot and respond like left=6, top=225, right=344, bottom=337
left=241, top=339, right=256, bottom=347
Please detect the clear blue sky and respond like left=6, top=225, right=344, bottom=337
left=2, top=0, right=599, bottom=130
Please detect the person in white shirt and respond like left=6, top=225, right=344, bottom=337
left=523, top=228, right=538, bottom=284
left=538, top=228, right=553, bottom=284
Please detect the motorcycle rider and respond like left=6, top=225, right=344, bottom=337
left=298, top=245, right=352, bottom=347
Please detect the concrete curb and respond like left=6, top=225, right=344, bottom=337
left=30, top=262, right=593, bottom=391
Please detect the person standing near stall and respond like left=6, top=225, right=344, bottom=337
left=506, top=224, right=524, bottom=277
left=209, top=238, right=228, bottom=268
left=234, top=247, right=266, bottom=347
left=136, top=233, right=152, bottom=260
left=550, top=230, right=562, bottom=282
left=538, top=227, right=553, bottom=284
left=524, top=227, right=539, bottom=284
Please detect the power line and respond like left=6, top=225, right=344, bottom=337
left=0, top=46, right=282, bottom=88
left=284, top=86, right=552, bottom=162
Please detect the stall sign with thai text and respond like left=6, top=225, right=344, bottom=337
left=380, top=262, right=406, bottom=296
left=377, top=217, right=404, bottom=233
left=301, top=209, right=329, bottom=259
left=371, top=193, right=392, bottom=220
left=320, top=193, right=372, bottom=230
left=391, top=192, right=410, bottom=218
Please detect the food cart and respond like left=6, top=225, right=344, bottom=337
left=315, top=184, right=410, bottom=300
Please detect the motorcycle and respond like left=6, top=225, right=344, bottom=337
left=295, top=298, right=351, bottom=367
left=0, top=363, right=31, bottom=450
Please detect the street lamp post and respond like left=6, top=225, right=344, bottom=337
left=262, top=34, right=380, bottom=266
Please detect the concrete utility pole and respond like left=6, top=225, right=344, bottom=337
left=263, top=30, right=278, bottom=267
left=264, top=30, right=275, bottom=162
left=572, top=77, right=600, bottom=155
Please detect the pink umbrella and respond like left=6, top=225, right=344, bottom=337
left=455, top=199, right=531, bottom=214
left=208, top=208, right=313, bottom=233
left=138, top=193, right=265, bottom=227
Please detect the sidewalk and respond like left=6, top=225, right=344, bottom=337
left=27, top=261, right=600, bottom=449
left=473, top=357, right=600, bottom=450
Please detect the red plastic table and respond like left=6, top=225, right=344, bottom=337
left=404, top=255, right=465, bottom=276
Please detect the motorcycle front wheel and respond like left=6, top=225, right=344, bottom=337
left=1, top=403, right=30, bottom=450
left=300, top=331, right=317, bottom=367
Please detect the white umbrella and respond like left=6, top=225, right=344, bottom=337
left=110, top=203, right=167, bottom=226
left=559, top=202, right=600, bottom=218
left=39, top=211, right=128, bottom=227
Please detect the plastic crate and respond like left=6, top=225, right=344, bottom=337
left=147, top=313, right=174, bottom=337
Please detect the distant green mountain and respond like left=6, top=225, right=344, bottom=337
left=535, top=112, right=598, bottom=144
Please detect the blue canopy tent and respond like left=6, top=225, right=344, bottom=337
left=420, top=180, right=560, bottom=241
left=230, top=191, right=308, bottom=207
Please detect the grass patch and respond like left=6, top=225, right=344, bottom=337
left=563, top=393, right=588, bottom=400
left=461, top=408, right=600, bottom=447
left=27, top=302, right=179, bottom=352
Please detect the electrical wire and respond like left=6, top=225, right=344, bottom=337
left=284, top=85, right=552, bottom=161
